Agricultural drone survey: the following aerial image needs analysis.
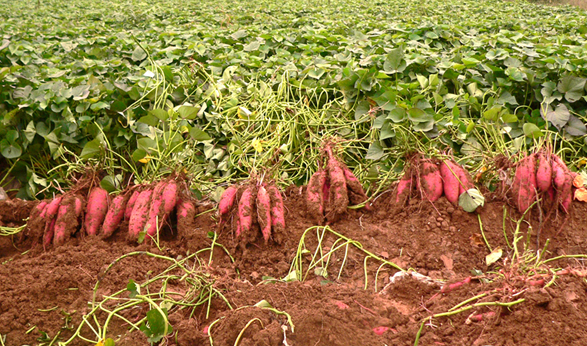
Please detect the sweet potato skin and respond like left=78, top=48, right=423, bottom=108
left=237, top=187, right=254, bottom=237
left=512, top=154, right=538, bottom=213
left=395, top=172, right=414, bottom=204
left=343, top=166, right=370, bottom=210
left=536, top=151, right=552, bottom=193
left=128, top=190, right=153, bottom=238
left=102, top=194, right=128, bottom=237
left=440, top=160, right=461, bottom=205
left=418, top=160, right=443, bottom=202
left=256, top=186, right=272, bottom=243
left=125, top=190, right=140, bottom=221
left=85, top=188, right=109, bottom=235
left=307, top=169, right=327, bottom=223
left=218, top=186, right=238, bottom=225
left=326, top=161, right=349, bottom=222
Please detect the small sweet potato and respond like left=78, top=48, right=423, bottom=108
left=237, top=186, right=254, bottom=237
left=439, top=160, right=461, bottom=205
left=85, top=188, right=109, bottom=235
left=256, top=186, right=272, bottom=243
left=418, top=159, right=443, bottom=202
left=53, top=197, right=79, bottom=246
left=102, top=194, right=128, bottom=237
left=128, top=190, right=153, bottom=238
left=512, top=154, right=538, bottom=213
left=267, top=185, right=285, bottom=234
left=307, top=169, right=327, bottom=223
left=218, top=186, right=238, bottom=225
left=43, top=218, right=56, bottom=249
left=552, top=154, right=573, bottom=213
left=343, top=166, right=370, bottom=210
left=145, top=182, right=167, bottom=236
left=326, top=160, right=349, bottom=222
left=124, top=190, right=140, bottom=221
left=395, top=171, right=414, bottom=204
left=536, top=150, right=552, bottom=193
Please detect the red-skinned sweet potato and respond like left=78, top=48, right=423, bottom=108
left=218, top=186, right=238, bottom=225
left=418, top=159, right=443, bottom=202
left=307, top=169, right=327, bottom=223
left=128, top=190, right=152, bottom=238
left=343, top=166, right=370, bottom=210
left=256, top=186, right=272, bottom=243
left=439, top=160, right=461, bottom=205
left=512, top=154, right=538, bottom=213
left=326, top=160, right=349, bottom=222
left=124, top=190, right=140, bottom=221
left=85, top=188, right=109, bottom=235
left=237, top=187, right=254, bottom=237
left=102, top=194, right=128, bottom=237
left=536, top=150, right=552, bottom=193
left=395, top=171, right=414, bottom=204
left=267, top=185, right=285, bottom=233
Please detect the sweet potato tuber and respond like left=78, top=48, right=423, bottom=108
left=439, top=160, right=461, bottom=205
left=128, top=190, right=152, bottom=238
left=552, top=154, right=573, bottom=213
left=102, top=194, right=128, bottom=237
left=512, top=154, right=538, bottom=213
left=145, top=182, right=167, bottom=236
left=326, top=160, right=349, bottom=222
left=343, top=166, right=370, bottom=210
left=536, top=150, right=552, bottom=193
left=256, top=186, right=272, bottom=243
left=53, top=196, right=80, bottom=246
left=85, top=188, right=109, bottom=235
left=307, top=169, right=327, bottom=223
left=267, top=185, right=285, bottom=233
left=124, top=190, right=140, bottom=221
left=395, top=171, right=414, bottom=204
left=418, top=159, right=443, bottom=202
left=218, top=186, right=238, bottom=225
left=237, top=187, right=254, bottom=237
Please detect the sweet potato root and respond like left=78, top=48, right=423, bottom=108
left=128, top=190, right=152, bottom=238
left=256, top=186, right=272, bottom=243
left=124, top=190, right=140, bottom=221
left=395, top=171, right=414, bottom=205
left=307, top=169, right=327, bottom=223
left=218, top=186, right=238, bottom=225
left=536, top=150, right=552, bottom=193
left=326, top=160, right=349, bottom=223
left=418, top=159, right=443, bottom=202
left=53, top=196, right=80, bottom=246
left=439, top=160, right=462, bottom=205
left=267, top=185, right=285, bottom=241
left=237, top=186, right=254, bottom=237
left=85, top=188, right=109, bottom=235
left=512, top=154, right=538, bottom=213
left=102, top=194, right=128, bottom=238
left=343, top=166, right=370, bottom=209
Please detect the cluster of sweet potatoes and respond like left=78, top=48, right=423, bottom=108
left=395, top=155, right=474, bottom=205
left=512, top=149, right=577, bottom=214
left=218, top=181, right=285, bottom=243
left=306, top=144, right=370, bottom=224
left=26, top=178, right=197, bottom=247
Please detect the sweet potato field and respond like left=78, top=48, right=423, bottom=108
left=2, top=0, right=587, bottom=345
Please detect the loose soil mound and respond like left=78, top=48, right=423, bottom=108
left=1, top=188, right=587, bottom=345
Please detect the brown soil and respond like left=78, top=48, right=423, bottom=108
left=1, top=187, right=587, bottom=346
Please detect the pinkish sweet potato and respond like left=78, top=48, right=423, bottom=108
left=307, top=169, right=327, bottom=223
left=512, top=154, right=538, bottom=213
left=85, top=188, right=109, bottom=235
left=161, top=181, right=178, bottom=214
left=552, top=154, right=573, bottom=213
left=43, top=218, right=56, bottom=249
left=439, top=160, right=461, bottom=205
left=124, top=190, right=140, bottom=221
left=536, top=150, right=552, bottom=193
left=267, top=185, right=285, bottom=232
left=395, top=171, right=414, bottom=204
left=326, top=160, right=349, bottom=222
left=128, top=190, right=152, bottom=238
left=256, top=186, right=272, bottom=243
left=145, top=182, right=167, bottom=236
left=218, top=186, right=238, bottom=225
left=102, top=194, right=128, bottom=237
left=53, top=196, right=79, bottom=246
left=418, top=159, right=443, bottom=202
left=237, top=187, right=254, bottom=237
left=343, top=166, right=370, bottom=209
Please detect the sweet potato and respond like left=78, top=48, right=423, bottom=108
left=237, top=186, right=254, bottom=237
left=128, top=190, right=152, bottom=238
left=43, top=218, right=56, bottom=249
left=53, top=197, right=79, bottom=246
left=27, top=201, right=47, bottom=243
left=343, top=166, right=370, bottom=209
left=85, top=188, right=109, bottom=235
left=102, top=194, right=128, bottom=237
left=145, top=182, right=167, bottom=236
left=536, top=150, right=552, bottom=193
left=161, top=181, right=178, bottom=213
left=124, top=190, right=140, bottom=221
left=267, top=185, right=285, bottom=233
left=395, top=172, right=414, bottom=204
left=439, top=160, right=461, bottom=205
left=177, top=198, right=196, bottom=236
left=512, top=154, right=537, bottom=213
left=256, top=186, right=272, bottom=243
left=326, top=160, right=349, bottom=222
left=44, top=196, right=63, bottom=221
left=552, top=155, right=573, bottom=213
left=307, top=169, right=327, bottom=223
left=218, top=186, right=238, bottom=225
left=418, top=159, right=443, bottom=202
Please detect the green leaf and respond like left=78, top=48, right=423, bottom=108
left=0, top=140, right=22, bottom=159
left=387, top=107, right=406, bottom=123
left=383, top=47, right=406, bottom=74
left=458, top=188, right=485, bottom=212
left=522, top=123, right=543, bottom=138
left=149, top=108, right=168, bottom=121
left=189, top=127, right=211, bottom=141
left=101, top=175, right=121, bottom=193
left=132, top=148, right=147, bottom=162
left=126, top=279, right=139, bottom=298
left=132, top=47, right=147, bottom=61
left=137, top=138, right=157, bottom=152
left=137, top=115, right=160, bottom=127
left=565, top=115, right=587, bottom=137
left=407, top=108, right=432, bottom=123
left=380, top=122, right=395, bottom=139
left=80, top=139, right=102, bottom=159
left=177, top=106, right=199, bottom=119
left=103, top=338, right=115, bottom=346
left=140, top=308, right=172, bottom=344
left=307, top=68, right=325, bottom=79
left=366, top=142, right=384, bottom=160
left=541, top=103, right=570, bottom=130
left=6, top=130, right=18, bottom=143
left=557, top=75, right=586, bottom=103
left=482, top=106, right=501, bottom=121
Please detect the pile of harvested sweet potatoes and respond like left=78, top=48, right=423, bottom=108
left=218, top=181, right=285, bottom=244
left=26, top=178, right=197, bottom=248
left=306, top=143, right=371, bottom=224
left=395, top=155, right=474, bottom=206
left=512, top=149, right=577, bottom=214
